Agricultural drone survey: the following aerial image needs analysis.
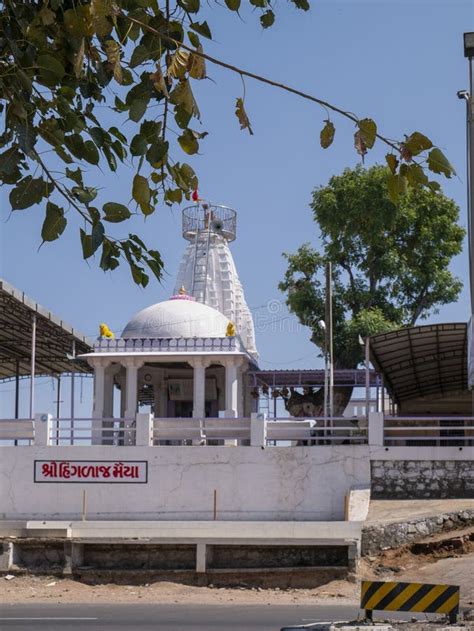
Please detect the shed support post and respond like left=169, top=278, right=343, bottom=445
left=29, top=314, right=36, bottom=419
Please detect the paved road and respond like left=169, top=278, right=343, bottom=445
left=0, top=603, right=360, bottom=630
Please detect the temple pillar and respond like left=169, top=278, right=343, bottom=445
left=192, top=358, right=208, bottom=418
left=124, top=359, right=144, bottom=420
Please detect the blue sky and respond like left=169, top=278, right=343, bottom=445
left=1, top=0, right=473, bottom=417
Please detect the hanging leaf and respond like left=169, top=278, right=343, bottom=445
left=130, top=45, right=149, bottom=69
left=225, top=0, right=241, bottom=10
left=385, top=153, right=398, bottom=175
left=235, top=98, right=253, bottom=135
left=188, top=45, right=206, bottom=80
left=91, top=221, right=105, bottom=253
left=320, top=120, right=335, bottom=148
left=386, top=173, right=407, bottom=204
left=146, top=139, right=169, bottom=166
left=178, top=129, right=199, bottom=154
left=132, top=174, right=153, bottom=215
left=170, top=80, right=200, bottom=119
left=129, top=99, right=147, bottom=122
left=427, top=148, right=455, bottom=178
left=179, top=0, right=200, bottom=12
left=190, top=21, right=212, bottom=39
left=41, top=202, right=67, bottom=242
left=80, top=228, right=94, bottom=259
left=404, top=131, right=433, bottom=157
left=354, top=130, right=367, bottom=158
left=150, top=66, right=169, bottom=97
left=357, top=118, right=377, bottom=149
left=72, top=186, right=97, bottom=204
left=167, top=49, right=190, bottom=80
left=260, top=10, right=275, bottom=28
left=405, top=163, right=428, bottom=187
left=82, top=140, right=100, bottom=165
left=104, top=40, right=122, bottom=84
left=10, top=176, right=52, bottom=210
left=74, top=39, right=85, bottom=79
left=103, top=202, right=131, bottom=222
left=91, top=0, right=113, bottom=37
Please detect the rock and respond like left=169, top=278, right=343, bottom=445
left=4, top=574, right=15, bottom=581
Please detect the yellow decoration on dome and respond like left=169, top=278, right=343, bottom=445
left=226, top=322, right=236, bottom=337
left=178, top=285, right=186, bottom=295
left=99, top=323, right=114, bottom=339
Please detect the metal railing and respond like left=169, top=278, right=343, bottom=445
left=94, top=336, right=240, bottom=353
left=152, top=417, right=251, bottom=444
left=384, top=416, right=474, bottom=446
left=266, top=418, right=367, bottom=445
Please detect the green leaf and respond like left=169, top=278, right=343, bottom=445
left=260, top=10, right=275, bottom=28
left=83, top=140, right=100, bottom=165
left=188, top=32, right=201, bottom=48
left=250, top=0, right=267, bottom=6
left=386, top=172, right=407, bottom=204
left=132, top=174, right=152, bottom=214
left=41, top=202, right=67, bottom=242
left=109, top=126, right=127, bottom=143
left=404, top=131, right=433, bottom=156
left=130, top=134, right=148, bottom=156
left=358, top=118, right=377, bottom=149
left=235, top=98, right=253, bottom=135
left=175, top=104, right=192, bottom=129
left=100, top=239, right=120, bottom=271
left=91, top=221, right=105, bottom=254
left=190, top=21, right=212, bottom=39
left=129, top=45, right=150, bottom=69
left=103, top=202, right=131, bottom=222
left=385, top=153, right=398, bottom=175
left=129, top=99, right=147, bottom=123
left=37, top=55, right=65, bottom=86
left=165, top=188, right=183, bottom=204
left=179, top=0, right=200, bottom=12
left=10, top=176, right=52, bottom=210
left=103, top=145, right=117, bottom=171
left=89, top=127, right=106, bottom=147
left=178, top=129, right=199, bottom=154
left=146, top=139, right=169, bottom=165
left=225, top=0, right=241, bottom=10
left=80, top=228, right=94, bottom=259
left=66, top=167, right=83, bottom=185
left=320, top=120, right=335, bottom=149
left=291, top=0, right=310, bottom=9
left=427, top=148, right=455, bottom=178
left=405, top=163, right=428, bottom=187
left=72, top=186, right=97, bottom=204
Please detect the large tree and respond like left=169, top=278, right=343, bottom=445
left=279, top=165, right=465, bottom=416
left=0, top=1, right=455, bottom=285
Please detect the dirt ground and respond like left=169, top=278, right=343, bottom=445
left=2, top=528, right=474, bottom=607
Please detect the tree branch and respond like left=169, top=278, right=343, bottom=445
left=123, top=14, right=402, bottom=154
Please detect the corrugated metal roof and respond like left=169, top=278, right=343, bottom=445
left=248, top=368, right=378, bottom=388
left=369, top=322, right=468, bottom=404
left=0, top=279, right=93, bottom=380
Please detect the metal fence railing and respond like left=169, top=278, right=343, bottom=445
left=384, top=416, right=474, bottom=446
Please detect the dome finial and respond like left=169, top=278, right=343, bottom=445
left=179, top=285, right=186, bottom=295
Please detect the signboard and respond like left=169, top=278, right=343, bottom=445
left=34, top=460, right=148, bottom=483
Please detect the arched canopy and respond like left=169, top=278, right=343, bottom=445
left=369, top=323, right=467, bottom=405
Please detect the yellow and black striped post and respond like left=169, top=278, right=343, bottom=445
left=361, top=580, right=460, bottom=624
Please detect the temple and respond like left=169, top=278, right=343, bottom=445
left=79, top=201, right=259, bottom=442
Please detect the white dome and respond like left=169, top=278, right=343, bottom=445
left=122, top=297, right=231, bottom=339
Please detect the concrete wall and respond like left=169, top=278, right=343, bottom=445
left=0, top=445, right=370, bottom=521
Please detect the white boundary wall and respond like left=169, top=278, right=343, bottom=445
left=0, top=445, right=370, bottom=521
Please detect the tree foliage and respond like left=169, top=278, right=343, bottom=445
left=279, top=165, right=465, bottom=370
left=0, top=1, right=456, bottom=285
